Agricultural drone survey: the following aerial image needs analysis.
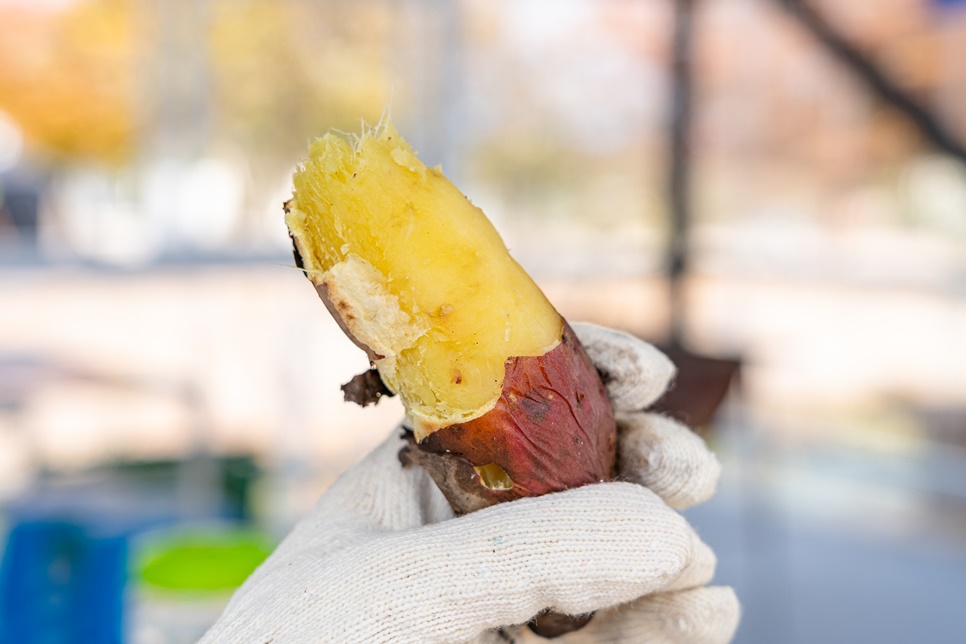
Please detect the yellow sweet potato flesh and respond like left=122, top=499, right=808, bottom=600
left=286, top=123, right=563, bottom=437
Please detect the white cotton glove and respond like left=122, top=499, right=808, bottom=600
left=200, top=323, right=739, bottom=643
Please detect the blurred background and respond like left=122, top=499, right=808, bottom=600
left=1, top=0, right=966, bottom=641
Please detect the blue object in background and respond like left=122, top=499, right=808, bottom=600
left=0, top=521, right=127, bottom=644
left=0, top=460, right=259, bottom=641
left=0, top=474, right=183, bottom=643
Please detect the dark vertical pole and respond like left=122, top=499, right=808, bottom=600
left=669, top=0, right=695, bottom=345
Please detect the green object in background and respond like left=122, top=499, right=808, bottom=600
left=136, top=529, right=274, bottom=592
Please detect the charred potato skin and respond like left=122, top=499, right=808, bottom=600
left=416, top=323, right=616, bottom=512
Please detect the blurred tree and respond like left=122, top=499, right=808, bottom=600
left=0, top=0, right=137, bottom=166
left=0, top=0, right=394, bottom=168
left=206, top=0, right=393, bottom=239
left=208, top=0, right=392, bottom=164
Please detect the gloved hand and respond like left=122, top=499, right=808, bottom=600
left=200, top=323, right=739, bottom=643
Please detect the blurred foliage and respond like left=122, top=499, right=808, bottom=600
left=208, top=0, right=392, bottom=166
left=0, top=0, right=393, bottom=169
left=0, top=0, right=137, bottom=166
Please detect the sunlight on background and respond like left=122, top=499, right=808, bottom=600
left=1, top=0, right=966, bottom=642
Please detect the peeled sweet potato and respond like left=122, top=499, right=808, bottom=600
left=285, top=122, right=616, bottom=506
left=285, top=122, right=616, bottom=634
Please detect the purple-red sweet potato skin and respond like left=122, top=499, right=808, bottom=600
left=419, top=324, right=616, bottom=500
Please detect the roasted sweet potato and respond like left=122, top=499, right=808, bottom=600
left=286, top=123, right=617, bottom=634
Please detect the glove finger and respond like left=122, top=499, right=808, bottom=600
left=617, top=411, right=721, bottom=510
left=664, top=529, right=717, bottom=592
left=362, top=482, right=701, bottom=642
left=204, top=481, right=709, bottom=644
left=523, top=586, right=740, bottom=644
left=571, top=322, right=675, bottom=412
